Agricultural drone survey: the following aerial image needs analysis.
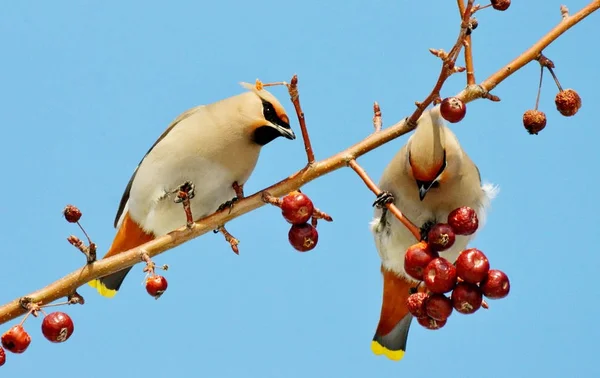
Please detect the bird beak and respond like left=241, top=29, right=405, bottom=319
left=417, top=180, right=436, bottom=201
left=275, top=124, right=296, bottom=140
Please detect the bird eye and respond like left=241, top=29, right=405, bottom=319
left=263, top=101, right=275, bottom=115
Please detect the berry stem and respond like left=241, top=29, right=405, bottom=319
left=347, top=159, right=422, bottom=241
left=261, top=192, right=283, bottom=207
left=535, top=65, right=544, bottom=110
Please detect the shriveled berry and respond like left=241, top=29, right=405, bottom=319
left=146, top=275, right=168, bottom=299
left=404, top=242, right=439, bottom=281
left=406, top=292, right=428, bottom=318
left=440, top=97, right=466, bottom=123
left=0, top=346, right=5, bottom=366
left=481, top=269, right=511, bottom=299
left=281, top=191, right=314, bottom=225
left=427, top=223, right=456, bottom=252
left=451, top=282, right=483, bottom=314
left=555, top=89, right=582, bottom=117
left=447, top=206, right=479, bottom=235
left=456, top=248, right=490, bottom=284
left=424, top=257, right=457, bottom=294
left=491, top=0, right=511, bottom=11
left=425, top=294, right=453, bottom=321
left=523, top=110, right=547, bottom=135
left=1, top=325, right=31, bottom=354
left=63, top=204, right=82, bottom=223
left=41, top=312, right=75, bottom=343
left=417, top=316, right=446, bottom=330
left=288, top=223, right=319, bottom=252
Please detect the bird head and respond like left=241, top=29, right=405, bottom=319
left=238, top=82, right=296, bottom=145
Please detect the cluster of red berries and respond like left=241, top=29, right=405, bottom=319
left=0, top=311, right=75, bottom=366
left=280, top=191, right=320, bottom=252
left=404, top=206, right=510, bottom=330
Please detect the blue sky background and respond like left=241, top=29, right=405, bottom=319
left=1, top=1, right=598, bottom=377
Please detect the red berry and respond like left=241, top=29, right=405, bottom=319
left=1, top=325, right=31, bottom=354
left=423, top=257, right=457, bottom=294
left=406, top=292, right=428, bottom=318
left=456, top=248, right=490, bottom=284
left=404, top=242, right=439, bottom=281
left=491, top=0, right=511, bottom=11
left=41, top=312, right=75, bottom=343
left=451, top=282, right=483, bottom=314
left=417, top=316, right=446, bottom=330
left=427, top=223, right=456, bottom=252
left=0, top=346, right=5, bottom=366
left=63, top=204, right=82, bottom=223
left=555, top=89, right=582, bottom=117
left=523, top=110, right=547, bottom=135
left=146, top=275, right=168, bottom=299
left=447, top=206, right=479, bottom=235
left=481, top=269, right=511, bottom=299
left=425, top=294, right=453, bottom=321
left=281, top=191, right=314, bottom=225
left=288, top=223, right=319, bottom=252
left=440, top=97, right=466, bottom=123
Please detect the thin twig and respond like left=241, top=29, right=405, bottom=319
left=0, top=2, right=597, bottom=325
left=373, top=102, right=382, bottom=132
left=286, top=75, right=315, bottom=164
left=217, top=226, right=240, bottom=254
left=457, top=0, right=477, bottom=85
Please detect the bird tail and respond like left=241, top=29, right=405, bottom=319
left=88, top=212, right=155, bottom=298
left=371, top=266, right=414, bottom=361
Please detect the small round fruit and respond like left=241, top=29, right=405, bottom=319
left=1, top=325, right=31, bottom=354
left=146, top=275, right=168, bottom=299
left=0, top=347, right=5, bottom=366
left=406, top=292, right=429, bottom=318
left=41, top=312, right=75, bottom=343
left=456, top=248, right=490, bottom=284
left=447, top=206, right=479, bottom=235
left=63, top=204, right=82, bottom=223
left=423, top=257, right=457, bottom=294
left=451, top=282, right=483, bottom=314
left=425, top=294, right=453, bottom=321
left=481, top=269, right=511, bottom=299
left=417, top=316, right=447, bottom=330
left=523, top=110, right=547, bottom=135
left=555, top=89, right=582, bottom=117
left=404, top=242, right=439, bottom=281
left=288, top=223, right=319, bottom=252
left=281, top=191, right=314, bottom=225
left=440, top=97, right=467, bottom=123
left=427, top=223, right=456, bottom=252
left=491, top=0, right=511, bottom=11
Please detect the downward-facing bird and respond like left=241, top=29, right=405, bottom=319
left=370, top=105, right=498, bottom=361
left=89, top=83, right=296, bottom=297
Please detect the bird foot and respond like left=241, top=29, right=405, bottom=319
left=173, top=181, right=196, bottom=203
left=419, top=220, right=436, bottom=241
left=373, top=191, right=395, bottom=208
left=217, top=196, right=239, bottom=213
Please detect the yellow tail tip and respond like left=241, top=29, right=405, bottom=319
left=88, top=279, right=118, bottom=298
left=371, top=341, right=405, bottom=361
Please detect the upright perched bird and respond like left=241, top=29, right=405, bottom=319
left=89, top=83, right=296, bottom=297
left=369, top=106, right=498, bottom=361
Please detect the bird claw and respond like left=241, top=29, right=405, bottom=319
left=173, top=181, right=195, bottom=203
left=373, top=191, right=395, bottom=208
left=217, top=197, right=239, bottom=213
left=419, top=220, right=435, bottom=241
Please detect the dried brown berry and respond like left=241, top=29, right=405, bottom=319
left=63, top=204, right=82, bottom=223
left=481, top=269, right=511, bottom=299
left=427, top=223, right=456, bottom=252
left=456, top=248, right=490, bottom=284
left=522, top=110, right=547, bottom=135
left=440, top=97, right=467, bottom=123
left=425, top=294, right=453, bottom=321
left=0, top=346, right=5, bottom=366
left=406, top=292, right=429, bottom=318
left=491, top=0, right=511, bottom=11
left=404, top=242, right=439, bottom=281
left=451, top=282, right=483, bottom=314
left=288, top=223, right=319, bottom=252
left=417, top=316, right=446, bottom=330
left=281, top=191, right=314, bottom=225
left=447, top=207, right=479, bottom=235
left=555, top=89, right=582, bottom=117
left=423, top=257, right=458, bottom=294
left=146, top=275, right=168, bottom=299
left=41, top=312, right=75, bottom=343
left=1, top=325, right=31, bottom=354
